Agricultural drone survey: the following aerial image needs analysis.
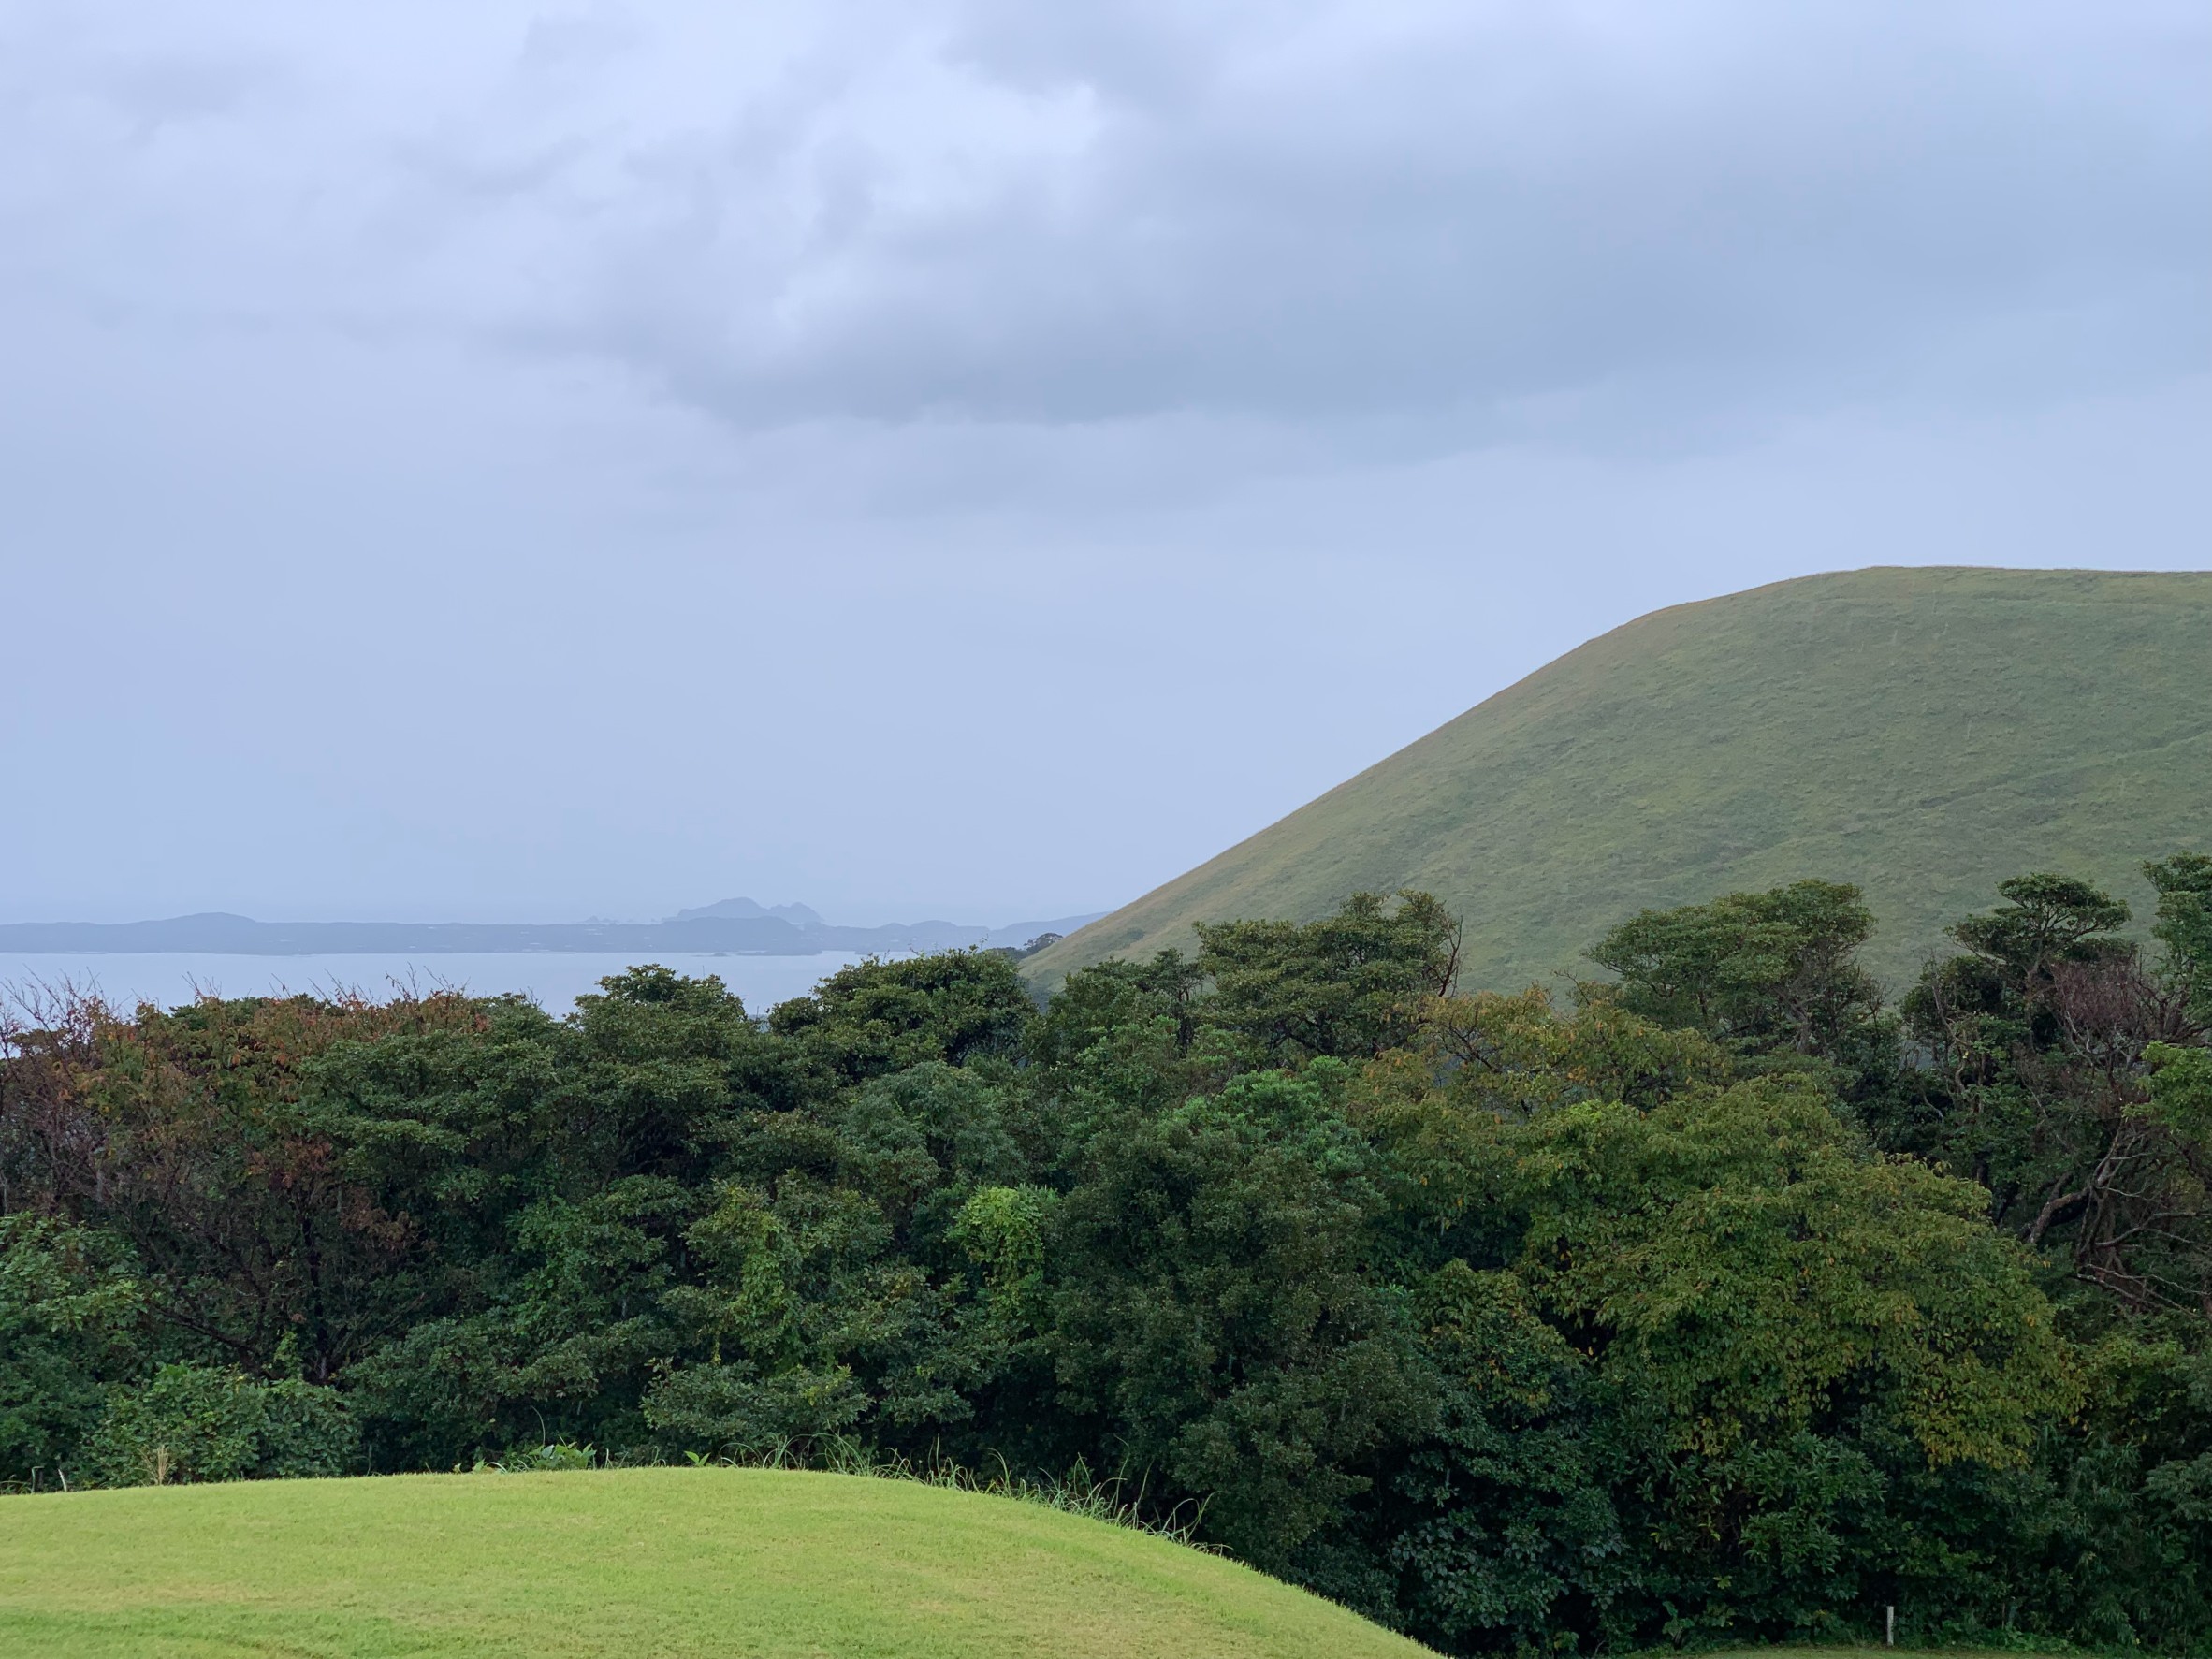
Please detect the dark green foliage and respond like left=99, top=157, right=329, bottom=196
left=4, top=875, right=2210, bottom=1652
left=641, top=1361, right=866, bottom=1456
left=768, top=952, right=1034, bottom=1084
left=1360, top=1260, right=1633, bottom=1650
left=1589, top=879, right=1897, bottom=1099
left=1887, top=870, right=2210, bottom=1315
left=1196, top=890, right=1460, bottom=1064
left=1947, top=873, right=2136, bottom=982
left=2149, top=853, right=2212, bottom=1024
left=2040, top=1332, right=2212, bottom=1645
left=1047, top=1066, right=1427, bottom=1571
left=0, top=1215, right=144, bottom=1487
left=1024, top=949, right=1206, bottom=1072
left=0, top=990, right=493, bottom=1390
left=1500, top=1078, right=2071, bottom=1640
left=78, top=1364, right=357, bottom=1486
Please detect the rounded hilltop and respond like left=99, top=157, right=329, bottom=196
left=0, top=1465, right=1435, bottom=1658
left=1028, top=565, right=2212, bottom=991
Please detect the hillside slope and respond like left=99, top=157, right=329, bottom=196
left=0, top=1468, right=1433, bottom=1658
left=1028, top=566, right=2211, bottom=992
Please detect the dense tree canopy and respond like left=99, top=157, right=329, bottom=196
left=4, top=878, right=2209, bottom=1653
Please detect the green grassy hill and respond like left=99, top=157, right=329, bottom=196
left=1028, top=566, right=2212, bottom=992
left=0, top=1467, right=1433, bottom=1658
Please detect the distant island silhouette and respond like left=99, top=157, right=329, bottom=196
left=0, top=901, right=1104, bottom=958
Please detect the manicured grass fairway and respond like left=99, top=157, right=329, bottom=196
left=0, top=1467, right=1435, bottom=1657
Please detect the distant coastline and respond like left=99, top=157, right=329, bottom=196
left=0, top=907, right=1104, bottom=959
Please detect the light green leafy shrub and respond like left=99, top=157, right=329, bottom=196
left=79, top=1364, right=359, bottom=1487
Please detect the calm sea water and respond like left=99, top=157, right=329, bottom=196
left=0, top=952, right=879, bottom=1019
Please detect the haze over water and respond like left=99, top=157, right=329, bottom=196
left=1, top=952, right=876, bottom=1019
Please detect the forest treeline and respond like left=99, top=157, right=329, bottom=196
left=4, top=860, right=2209, bottom=1653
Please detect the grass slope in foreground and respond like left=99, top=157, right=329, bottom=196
left=0, top=1467, right=1433, bottom=1659
left=1029, top=565, right=2212, bottom=992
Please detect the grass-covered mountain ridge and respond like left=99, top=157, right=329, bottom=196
left=1028, top=565, right=2212, bottom=990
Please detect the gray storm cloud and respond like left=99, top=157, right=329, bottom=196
left=9, top=1, right=2200, bottom=437
left=0, top=0, right=2204, bottom=925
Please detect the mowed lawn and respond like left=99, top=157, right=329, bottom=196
left=0, top=1466, right=1435, bottom=1658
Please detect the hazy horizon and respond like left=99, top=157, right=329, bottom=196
left=3, top=898, right=1108, bottom=930
left=5, top=2, right=2205, bottom=927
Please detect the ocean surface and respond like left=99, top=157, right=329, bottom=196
left=0, top=952, right=880, bottom=1018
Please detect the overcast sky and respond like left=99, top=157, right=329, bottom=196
left=2, top=0, right=2205, bottom=925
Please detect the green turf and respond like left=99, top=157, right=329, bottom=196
left=1027, top=565, right=2212, bottom=994
left=0, top=1467, right=1435, bottom=1658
